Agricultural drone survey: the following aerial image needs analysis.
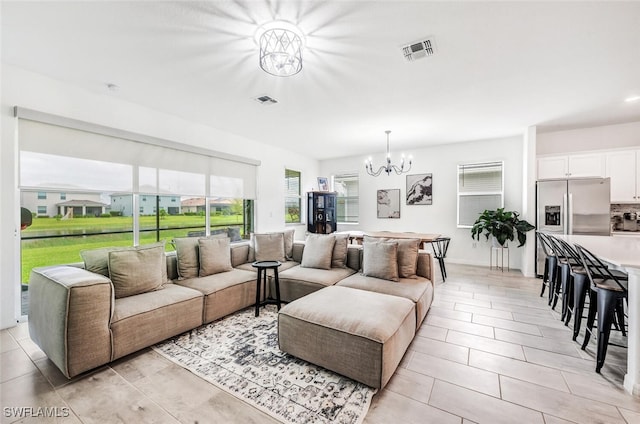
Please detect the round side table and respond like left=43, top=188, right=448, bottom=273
left=251, top=260, right=282, bottom=317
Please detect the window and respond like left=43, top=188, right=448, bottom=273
left=285, top=169, right=301, bottom=223
left=60, top=193, right=66, bottom=200
left=37, top=206, right=47, bottom=215
left=334, top=174, right=359, bottom=223
left=37, top=192, right=46, bottom=200
left=457, top=161, right=504, bottom=227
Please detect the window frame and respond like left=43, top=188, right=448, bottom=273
left=457, top=161, right=504, bottom=228
left=333, top=173, right=359, bottom=224
left=284, top=168, right=302, bottom=224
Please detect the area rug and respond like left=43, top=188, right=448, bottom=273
left=152, top=305, right=376, bottom=424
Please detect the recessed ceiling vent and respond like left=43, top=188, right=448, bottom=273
left=402, top=38, right=436, bottom=62
left=254, top=95, right=278, bottom=105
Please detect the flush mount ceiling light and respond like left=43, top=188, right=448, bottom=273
left=365, top=131, right=413, bottom=177
left=255, top=20, right=305, bottom=77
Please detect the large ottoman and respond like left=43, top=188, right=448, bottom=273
left=278, top=285, right=416, bottom=389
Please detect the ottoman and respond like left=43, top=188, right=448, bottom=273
left=278, top=285, right=416, bottom=389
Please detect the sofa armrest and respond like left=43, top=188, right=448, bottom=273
left=28, top=266, right=113, bottom=379
left=416, top=251, right=435, bottom=283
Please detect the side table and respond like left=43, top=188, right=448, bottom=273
left=251, top=260, right=282, bottom=317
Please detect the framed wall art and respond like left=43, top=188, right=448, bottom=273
left=377, top=189, right=400, bottom=218
left=317, top=177, right=329, bottom=191
left=406, top=173, right=433, bottom=205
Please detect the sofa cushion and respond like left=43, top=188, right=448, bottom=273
left=176, top=268, right=257, bottom=296
left=198, top=237, right=232, bottom=276
left=108, top=244, right=166, bottom=298
left=82, top=242, right=169, bottom=283
left=284, top=228, right=295, bottom=260
left=301, top=234, right=336, bottom=270
left=174, top=234, right=227, bottom=279
left=254, top=233, right=286, bottom=262
left=331, top=233, right=349, bottom=268
left=278, top=265, right=356, bottom=287
left=362, top=241, right=399, bottom=281
left=364, top=235, right=420, bottom=278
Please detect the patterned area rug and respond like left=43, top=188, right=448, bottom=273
left=153, top=305, right=376, bottom=424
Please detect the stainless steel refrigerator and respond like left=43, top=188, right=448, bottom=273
left=535, top=178, right=611, bottom=275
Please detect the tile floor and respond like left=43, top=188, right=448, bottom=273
left=2, top=264, right=639, bottom=423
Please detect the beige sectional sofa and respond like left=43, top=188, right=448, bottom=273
left=28, top=233, right=435, bottom=382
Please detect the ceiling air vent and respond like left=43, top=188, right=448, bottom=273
left=254, top=95, right=278, bottom=105
left=402, top=38, right=436, bottom=62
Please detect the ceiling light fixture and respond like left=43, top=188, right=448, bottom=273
left=255, top=21, right=304, bottom=77
left=625, top=95, right=640, bottom=103
left=365, top=130, right=413, bottom=177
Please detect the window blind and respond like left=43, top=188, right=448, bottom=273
left=17, top=111, right=258, bottom=199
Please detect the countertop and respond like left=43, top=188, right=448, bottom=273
left=556, top=234, right=640, bottom=269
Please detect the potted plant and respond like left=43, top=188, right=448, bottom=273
left=471, top=208, right=535, bottom=247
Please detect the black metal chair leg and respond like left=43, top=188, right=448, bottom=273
left=572, top=274, right=588, bottom=341
left=582, top=290, right=598, bottom=350
left=596, top=290, right=617, bottom=373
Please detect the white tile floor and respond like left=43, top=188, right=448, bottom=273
left=1, top=264, right=638, bottom=423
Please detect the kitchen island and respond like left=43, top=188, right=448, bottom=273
left=557, top=234, right=640, bottom=396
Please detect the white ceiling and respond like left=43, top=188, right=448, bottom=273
left=3, top=1, right=640, bottom=160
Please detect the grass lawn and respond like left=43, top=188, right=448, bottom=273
left=21, top=215, right=245, bottom=283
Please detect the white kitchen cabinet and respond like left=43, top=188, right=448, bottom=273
left=606, top=149, right=640, bottom=202
left=537, top=153, right=605, bottom=180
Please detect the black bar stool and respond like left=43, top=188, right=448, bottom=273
left=536, top=232, right=557, bottom=304
left=430, top=237, right=450, bottom=282
left=575, top=244, right=628, bottom=373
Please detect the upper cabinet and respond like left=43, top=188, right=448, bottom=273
left=537, top=153, right=605, bottom=180
left=605, top=149, right=640, bottom=203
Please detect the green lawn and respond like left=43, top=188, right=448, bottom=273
left=21, top=215, right=245, bottom=283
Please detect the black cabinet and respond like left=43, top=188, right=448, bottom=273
left=307, top=192, right=337, bottom=234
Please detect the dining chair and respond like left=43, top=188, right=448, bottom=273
left=430, top=237, right=450, bottom=283
left=575, top=244, right=628, bottom=373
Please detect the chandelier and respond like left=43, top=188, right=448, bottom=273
left=256, top=21, right=304, bottom=77
left=365, top=131, right=413, bottom=176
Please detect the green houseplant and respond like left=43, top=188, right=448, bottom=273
left=470, top=208, right=535, bottom=247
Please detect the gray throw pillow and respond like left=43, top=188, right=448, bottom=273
left=198, top=237, right=232, bottom=276
left=173, top=237, right=200, bottom=279
left=331, top=233, right=349, bottom=268
left=301, top=234, right=336, bottom=270
left=108, top=244, right=165, bottom=298
left=362, top=241, right=399, bottom=282
left=254, top=233, right=286, bottom=262
left=363, top=236, right=420, bottom=278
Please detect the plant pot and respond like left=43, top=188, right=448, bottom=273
left=491, top=236, right=507, bottom=249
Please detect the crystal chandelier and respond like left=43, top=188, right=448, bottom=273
left=365, top=131, right=413, bottom=176
left=256, top=21, right=304, bottom=77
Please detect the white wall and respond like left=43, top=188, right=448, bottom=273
left=0, top=64, right=317, bottom=329
left=320, top=135, right=528, bottom=270
left=537, top=121, right=640, bottom=155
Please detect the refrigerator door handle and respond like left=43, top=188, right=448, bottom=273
left=563, top=193, right=568, bottom=235
left=568, top=193, right=574, bottom=234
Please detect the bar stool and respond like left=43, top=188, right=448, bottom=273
left=536, top=232, right=557, bottom=304
left=575, top=244, right=628, bottom=373
left=430, top=237, right=450, bottom=282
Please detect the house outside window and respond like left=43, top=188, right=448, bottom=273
left=60, top=193, right=66, bottom=200
left=334, top=174, right=359, bottom=224
left=37, top=206, right=47, bottom=215
left=285, top=169, right=301, bottom=224
left=37, top=192, right=46, bottom=200
left=457, top=161, right=504, bottom=227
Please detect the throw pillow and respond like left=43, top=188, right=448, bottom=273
left=108, top=244, right=165, bottom=298
left=300, top=234, right=336, bottom=270
left=173, top=237, right=200, bottom=279
left=363, top=236, right=420, bottom=278
left=254, top=232, right=286, bottom=262
left=198, top=237, right=232, bottom=276
left=362, top=241, right=399, bottom=282
left=331, top=233, right=349, bottom=268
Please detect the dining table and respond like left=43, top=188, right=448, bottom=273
left=557, top=234, right=640, bottom=396
left=340, top=231, right=441, bottom=250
